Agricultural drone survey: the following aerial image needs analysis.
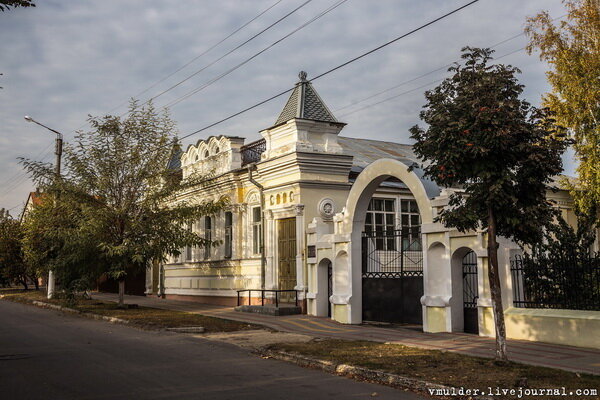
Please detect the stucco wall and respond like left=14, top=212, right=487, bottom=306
left=505, top=308, right=600, bottom=349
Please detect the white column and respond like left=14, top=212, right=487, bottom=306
left=47, top=270, right=55, bottom=299
left=294, top=204, right=306, bottom=292
left=264, top=209, right=276, bottom=289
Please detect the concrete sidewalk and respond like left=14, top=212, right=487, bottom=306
left=93, top=292, right=600, bottom=376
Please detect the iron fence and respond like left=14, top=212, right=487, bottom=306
left=511, top=253, right=600, bottom=310
left=362, top=228, right=423, bottom=278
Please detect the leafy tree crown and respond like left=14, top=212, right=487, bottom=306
left=410, top=47, right=569, bottom=245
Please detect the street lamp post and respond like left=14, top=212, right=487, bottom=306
left=24, top=116, right=63, bottom=299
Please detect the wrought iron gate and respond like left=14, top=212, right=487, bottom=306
left=462, top=250, right=479, bottom=334
left=327, top=262, right=333, bottom=317
left=361, top=228, right=423, bottom=324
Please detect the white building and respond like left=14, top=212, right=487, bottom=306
left=147, top=72, right=599, bottom=349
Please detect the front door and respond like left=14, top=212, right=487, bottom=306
left=278, top=218, right=297, bottom=302
left=462, top=250, right=479, bottom=334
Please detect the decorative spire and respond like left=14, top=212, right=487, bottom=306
left=274, top=71, right=338, bottom=126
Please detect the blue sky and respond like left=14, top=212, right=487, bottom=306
left=0, top=0, right=571, bottom=213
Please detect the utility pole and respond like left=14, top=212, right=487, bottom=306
left=24, top=116, right=63, bottom=299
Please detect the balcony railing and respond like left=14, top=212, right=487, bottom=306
left=240, top=139, right=266, bottom=166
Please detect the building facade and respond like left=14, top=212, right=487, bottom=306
left=147, top=72, right=600, bottom=349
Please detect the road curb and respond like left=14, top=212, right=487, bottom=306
left=166, top=326, right=205, bottom=333
left=261, top=349, right=493, bottom=400
left=31, top=300, right=131, bottom=325
left=2, top=296, right=208, bottom=332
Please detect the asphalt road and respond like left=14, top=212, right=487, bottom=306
left=0, top=300, right=425, bottom=400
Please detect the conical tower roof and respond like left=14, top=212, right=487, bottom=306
left=274, top=71, right=339, bottom=126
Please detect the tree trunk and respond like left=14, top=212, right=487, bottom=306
left=118, top=279, right=125, bottom=308
left=21, top=278, right=28, bottom=290
left=487, top=206, right=508, bottom=361
left=34, top=278, right=39, bottom=291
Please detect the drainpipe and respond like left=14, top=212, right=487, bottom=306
left=247, top=164, right=266, bottom=289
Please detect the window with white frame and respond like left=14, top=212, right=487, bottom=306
left=364, top=198, right=421, bottom=250
left=204, top=216, right=212, bottom=259
left=224, top=211, right=233, bottom=258
left=400, top=199, right=421, bottom=250
left=365, top=198, right=396, bottom=250
left=252, top=206, right=262, bottom=255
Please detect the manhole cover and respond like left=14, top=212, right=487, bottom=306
left=0, top=354, right=30, bottom=361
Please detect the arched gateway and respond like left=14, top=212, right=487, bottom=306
left=330, top=158, right=439, bottom=324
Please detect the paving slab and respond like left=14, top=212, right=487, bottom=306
left=92, top=292, right=600, bottom=376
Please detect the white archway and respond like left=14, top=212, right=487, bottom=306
left=337, top=158, right=439, bottom=324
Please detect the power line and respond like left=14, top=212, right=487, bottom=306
left=0, top=147, right=54, bottom=200
left=335, top=64, right=451, bottom=113
left=334, top=13, right=567, bottom=115
left=1, top=0, right=481, bottom=201
left=338, top=79, right=444, bottom=118
left=104, top=0, right=285, bottom=116
left=67, top=0, right=289, bottom=136
left=137, top=0, right=315, bottom=111
left=173, top=0, right=480, bottom=144
left=0, top=142, right=52, bottom=188
left=162, top=0, right=349, bottom=109
left=6, top=203, right=22, bottom=213
left=338, top=45, right=533, bottom=120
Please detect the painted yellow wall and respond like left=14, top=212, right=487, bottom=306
left=333, top=304, right=349, bottom=323
left=480, top=307, right=495, bottom=337
left=505, top=308, right=600, bottom=349
left=426, top=306, right=447, bottom=332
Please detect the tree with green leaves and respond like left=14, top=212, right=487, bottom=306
left=0, top=1, right=34, bottom=12
left=21, top=192, right=105, bottom=297
left=410, top=47, right=568, bottom=361
left=0, top=209, right=39, bottom=289
left=526, top=0, right=600, bottom=217
left=22, top=101, right=224, bottom=307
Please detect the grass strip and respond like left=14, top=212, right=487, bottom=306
left=270, top=340, right=600, bottom=399
left=0, top=289, right=258, bottom=333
